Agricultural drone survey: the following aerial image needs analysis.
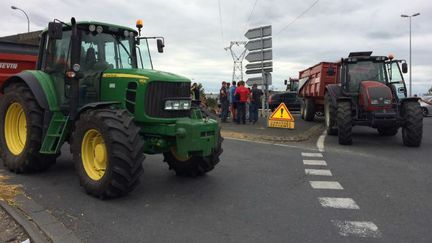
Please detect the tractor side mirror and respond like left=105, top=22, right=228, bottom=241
left=157, top=39, right=164, bottom=53
left=327, top=67, right=335, bottom=76
left=402, top=62, right=408, bottom=73
left=48, top=22, right=63, bottom=40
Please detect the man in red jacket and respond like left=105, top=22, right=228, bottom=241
left=234, top=81, right=250, bottom=124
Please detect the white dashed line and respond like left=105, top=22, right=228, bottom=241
left=309, top=181, right=343, bottom=190
left=316, top=130, right=327, bottom=152
left=318, top=197, right=360, bottom=209
left=303, top=160, right=327, bottom=166
left=331, top=220, right=382, bottom=238
left=305, top=169, right=332, bottom=176
left=301, top=152, right=323, bottom=157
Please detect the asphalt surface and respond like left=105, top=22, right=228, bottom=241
left=0, top=118, right=431, bottom=242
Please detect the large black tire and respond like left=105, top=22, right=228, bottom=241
left=0, top=83, right=56, bottom=173
left=324, top=93, right=338, bottom=135
left=300, top=100, right=305, bottom=120
left=421, top=107, right=428, bottom=117
left=401, top=101, right=423, bottom=147
left=377, top=127, right=398, bottom=136
left=163, top=132, right=223, bottom=177
left=303, top=99, right=316, bottom=121
left=71, top=109, right=144, bottom=198
left=337, top=102, right=353, bottom=145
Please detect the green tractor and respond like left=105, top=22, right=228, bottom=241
left=0, top=18, right=223, bottom=198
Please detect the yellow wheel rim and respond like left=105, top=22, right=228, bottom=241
left=170, top=147, right=191, bottom=162
left=81, top=129, right=108, bottom=181
left=4, top=102, right=27, bottom=155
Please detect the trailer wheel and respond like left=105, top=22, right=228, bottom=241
left=163, top=132, right=223, bottom=177
left=401, top=101, right=423, bottom=147
left=377, top=127, right=398, bottom=136
left=0, top=83, right=56, bottom=173
left=337, top=101, right=352, bottom=145
left=72, top=109, right=144, bottom=198
left=303, top=99, right=315, bottom=121
left=324, top=93, right=338, bottom=135
left=300, top=100, right=305, bottom=119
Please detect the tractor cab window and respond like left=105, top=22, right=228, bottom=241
left=388, top=62, right=403, bottom=83
left=347, top=61, right=387, bottom=93
left=136, top=39, right=153, bottom=69
left=78, top=30, right=137, bottom=105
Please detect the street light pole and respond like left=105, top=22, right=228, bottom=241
left=401, top=13, right=420, bottom=97
left=11, top=6, right=30, bottom=33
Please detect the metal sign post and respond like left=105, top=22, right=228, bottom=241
left=245, top=25, right=272, bottom=117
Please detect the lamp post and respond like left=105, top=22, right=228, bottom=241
left=11, top=6, right=30, bottom=33
left=401, top=12, right=420, bottom=97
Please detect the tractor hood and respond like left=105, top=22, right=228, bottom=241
left=359, top=81, right=393, bottom=111
left=102, top=69, right=190, bottom=83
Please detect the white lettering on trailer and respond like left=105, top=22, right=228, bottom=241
left=0, top=62, right=18, bottom=69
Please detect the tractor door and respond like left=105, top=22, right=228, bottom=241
left=41, top=30, right=72, bottom=108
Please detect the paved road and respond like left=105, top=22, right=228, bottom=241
left=1, top=118, right=431, bottom=242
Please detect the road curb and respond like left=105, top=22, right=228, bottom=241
left=221, top=123, right=324, bottom=144
left=1, top=194, right=81, bottom=243
left=0, top=199, right=48, bottom=243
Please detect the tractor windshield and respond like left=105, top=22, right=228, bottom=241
left=80, top=30, right=137, bottom=71
left=346, top=61, right=387, bottom=93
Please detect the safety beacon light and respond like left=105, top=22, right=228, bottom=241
left=388, top=53, right=394, bottom=60
left=136, top=19, right=143, bottom=35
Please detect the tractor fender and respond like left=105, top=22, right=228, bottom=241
left=76, top=101, right=121, bottom=118
left=2, top=71, right=60, bottom=111
left=400, top=97, right=420, bottom=104
left=325, top=84, right=342, bottom=106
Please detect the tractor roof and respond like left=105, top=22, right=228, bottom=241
left=42, top=20, right=137, bottom=33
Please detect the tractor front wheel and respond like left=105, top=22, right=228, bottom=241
left=163, top=133, right=223, bottom=177
left=324, top=93, right=338, bottom=135
left=337, top=101, right=353, bottom=145
left=0, top=83, right=56, bottom=173
left=72, top=109, right=144, bottom=198
left=401, top=101, right=423, bottom=147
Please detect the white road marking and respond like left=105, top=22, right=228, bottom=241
left=303, top=160, right=327, bottom=166
left=310, top=181, right=343, bottom=190
left=301, top=152, right=323, bottom=157
left=316, top=130, right=327, bottom=152
left=305, top=169, right=332, bottom=176
left=318, top=197, right=360, bottom=209
left=332, top=220, right=382, bottom=238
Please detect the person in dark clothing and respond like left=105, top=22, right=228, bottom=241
left=191, top=83, right=200, bottom=105
left=249, top=84, right=263, bottom=124
left=220, top=81, right=229, bottom=122
left=234, top=81, right=250, bottom=124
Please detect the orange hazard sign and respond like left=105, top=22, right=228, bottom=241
left=268, top=103, right=295, bottom=129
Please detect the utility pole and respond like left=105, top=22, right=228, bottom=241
left=401, top=12, right=420, bottom=97
left=224, top=41, right=247, bottom=82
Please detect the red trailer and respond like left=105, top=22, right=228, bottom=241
left=298, top=62, right=340, bottom=121
left=0, top=31, right=40, bottom=86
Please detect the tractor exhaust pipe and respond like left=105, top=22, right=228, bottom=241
left=69, top=17, right=80, bottom=120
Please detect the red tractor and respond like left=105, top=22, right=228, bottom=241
left=324, top=52, right=422, bottom=146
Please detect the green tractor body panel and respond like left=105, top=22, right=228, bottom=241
left=24, top=70, right=61, bottom=111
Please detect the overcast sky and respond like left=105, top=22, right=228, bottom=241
left=1, top=0, right=431, bottom=94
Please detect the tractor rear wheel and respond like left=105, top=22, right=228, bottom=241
left=401, top=101, right=423, bottom=147
left=303, top=99, right=316, bottom=121
left=163, top=133, right=223, bottom=177
left=72, top=109, right=144, bottom=198
left=337, top=101, right=353, bottom=145
left=0, top=83, right=56, bottom=173
left=324, top=93, right=338, bottom=135
left=377, top=127, right=398, bottom=136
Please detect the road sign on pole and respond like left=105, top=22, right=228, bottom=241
left=245, top=38, right=272, bottom=51
left=244, top=25, right=272, bottom=39
left=245, top=25, right=273, bottom=118
left=245, top=49, right=272, bottom=62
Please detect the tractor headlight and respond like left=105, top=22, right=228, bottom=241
left=371, top=99, right=379, bottom=105
left=164, top=100, right=191, bottom=110
left=383, top=99, right=392, bottom=105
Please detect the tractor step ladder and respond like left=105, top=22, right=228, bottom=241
left=40, top=112, right=69, bottom=154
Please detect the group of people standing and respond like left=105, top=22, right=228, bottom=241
left=220, top=81, right=263, bottom=124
